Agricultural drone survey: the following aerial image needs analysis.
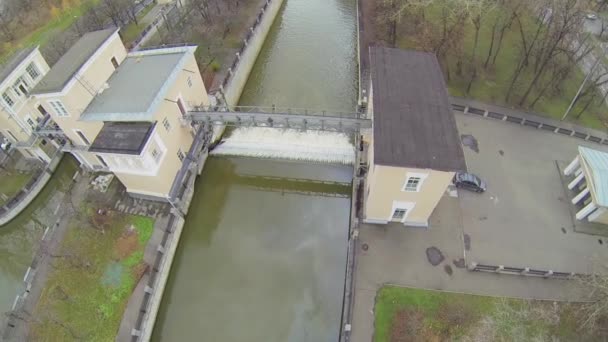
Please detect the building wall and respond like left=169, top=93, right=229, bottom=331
left=365, top=165, right=453, bottom=226
left=0, top=49, right=51, bottom=144
left=98, top=53, right=209, bottom=198
left=35, top=32, right=127, bottom=147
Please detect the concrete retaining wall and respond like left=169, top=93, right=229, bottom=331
left=0, top=152, right=64, bottom=226
left=218, top=0, right=284, bottom=106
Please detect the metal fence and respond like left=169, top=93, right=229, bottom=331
left=467, top=262, right=575, bottom=279
left=216, top=0, right=273, bottom=98
left=452, top=98, right=608, bottom=146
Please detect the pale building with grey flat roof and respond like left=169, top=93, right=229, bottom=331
left=1, top=28, right=209, bottom=201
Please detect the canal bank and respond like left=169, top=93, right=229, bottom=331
left=151, top=0, right=359, bottom=340
left=0, top=156, right=78, bottom=323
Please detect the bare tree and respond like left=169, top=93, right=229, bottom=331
left=518, top=0, right=584, bottom=107
left=577, top=271, right=608, bottom=333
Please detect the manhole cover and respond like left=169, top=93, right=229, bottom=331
left=361, top=243, right=369, bottom=251
left=426, top=247, right=444, bottom=266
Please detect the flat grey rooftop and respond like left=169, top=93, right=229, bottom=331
left=81, top=51, right=186, bottom=122
left=89, top=122, right=155, bottom=155
left=0, top=47, right=36, bottom=85
left=369, top=47, right=466, bottom=172
left=31, top=29, right=116, bottom=94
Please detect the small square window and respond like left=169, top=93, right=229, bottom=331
left=151, top=149, right=162, bottom=163
left=177, top=149, right=186, bottom=162
left=162, top=117, right=171, bottom=132
left=26, top=63, right=40, bottom=80
left=404, top=177, right=421, bottom=192
left=392, top=209, right=407, bottom=220
left=2, top=92, right=14, bottom=107
left=48, top=100, right=69, bottom=117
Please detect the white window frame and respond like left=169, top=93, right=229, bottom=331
left=48, top=100, right=69, bottom=117
left=26, top=62, right=40, bottom=81
left=2, top=91, right=14, bottom=108
left=389, top=201, right=416, bottom=223
left=402, top=172, right=428, bottom=192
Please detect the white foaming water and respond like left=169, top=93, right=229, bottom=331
left=211, top=127, right=355, bottom=164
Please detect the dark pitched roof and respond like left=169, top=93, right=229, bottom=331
left=31, top=29, right=117, bottom=95
left=89, top=122, right=155, bottom=155
left=370, top=47, right=466, bottom=172
left=0, top=47, right=37, bottom=85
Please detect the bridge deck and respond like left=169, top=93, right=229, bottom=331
left=187, top=106, right=371, bottom=132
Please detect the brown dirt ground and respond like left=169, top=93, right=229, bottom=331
left=390, top=309, right=439, bottom=342
left=115, top=228, right=139, bottom=259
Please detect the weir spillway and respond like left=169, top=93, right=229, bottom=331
left=151, top=0, right=358, bottom=340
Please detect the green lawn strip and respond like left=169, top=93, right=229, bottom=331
left=1, top=0, right=99, bottom=62
left=31, top=213, right=154, bottom=341
left=374, top=286, right=586, bottom=342
left=119, top=3, right=157, bottom=45
left=395, top=4, right=608, bottom=130
left=0, top=172, right=33, bottom=205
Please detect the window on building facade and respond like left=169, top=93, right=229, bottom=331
left=187, top=76, right=193, bottom=88
left=162, top=117, right=171, bottom=132
left=49, top=100, right=69, bottom=117
left=26, top=63, right=40, bottom=80
left=13, top=77, right=29, bottom=96
left=111, top=57, right=119, bottom=69
left=26, top=117, right=36, bottom=129
left=151, top=149, right=161, bottom=163
left=177, top=98, right=186, bottom=116
left=2, top=92, right=14, bottom=107
left=404, top=177, right=422, bottom=192
left=392, top=208, right=407, bottom=221
left=75, top=130, right=90, bottom=145
left=177, top=148, right=186, bottom=162
left=96, top=155, right=108, bottom=167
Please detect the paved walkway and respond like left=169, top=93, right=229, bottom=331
left=350, top=196, right=589, bottom=342
left=4, top=169, right=85, bottom=341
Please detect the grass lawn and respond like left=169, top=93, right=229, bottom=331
left=391, top=4, right=608, bottom=130
left=119, top=3, right=157, bottom=46
left=0, top=171, right=33, bottom=206
left=0, top=0, right=99, bottom=62
left=30, top=213, right=155, bottom=341
left=374, top=286, right=601, bottom=342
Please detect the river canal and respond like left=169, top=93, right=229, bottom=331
left=151, top=0, right=358, bottom=340
left=0, top=156, right=78, bottom=316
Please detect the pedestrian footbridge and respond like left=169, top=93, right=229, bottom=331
left=186, top=105, right=371, bottom=132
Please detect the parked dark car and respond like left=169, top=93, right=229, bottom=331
left=454, top=172, right=487, bottom=193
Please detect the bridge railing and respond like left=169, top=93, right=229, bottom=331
left=190, top=105, right=365, bottom=119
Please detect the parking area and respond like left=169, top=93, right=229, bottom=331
left=456, top=114, right=608, bottom=274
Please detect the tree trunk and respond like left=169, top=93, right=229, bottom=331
left=484, top=22, right=498, bottom=68
left=576, top=92, right=598, bottom=119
